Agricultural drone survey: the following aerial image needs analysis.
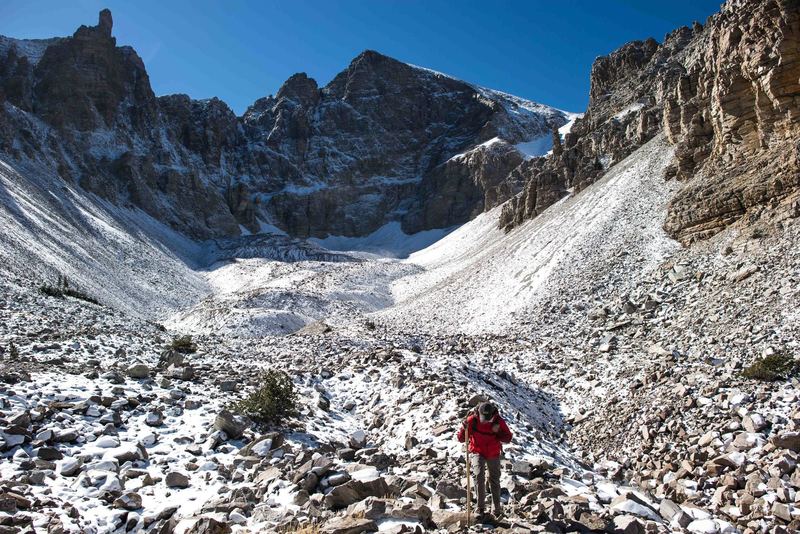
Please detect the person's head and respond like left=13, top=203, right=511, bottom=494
left=477, top=402, right=497, bottom=422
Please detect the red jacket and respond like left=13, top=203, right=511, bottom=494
left=457, top=413, right=512, bottom=459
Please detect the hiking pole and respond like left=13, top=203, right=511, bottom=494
left=465, top=417, right=471, bottom=526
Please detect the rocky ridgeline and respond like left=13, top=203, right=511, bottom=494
left=0, top=10, right=566, bottom=242
left=501, top=0, right=800, bottom=244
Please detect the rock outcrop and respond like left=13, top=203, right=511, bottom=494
left=501, top=0, right=800, bottom=244
left=0, top=13, right=568, bottom=241
left=662, top=0, right=800, bottom=242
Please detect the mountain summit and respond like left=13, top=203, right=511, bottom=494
left=0, top=12, right=569, bottom=240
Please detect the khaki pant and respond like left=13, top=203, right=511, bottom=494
left=472, top=455, right=501, bottom=514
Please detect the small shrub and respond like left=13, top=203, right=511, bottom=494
left=39, top=284, right=62, bottom=297
left=742, top=353, right=798, bottom=381
left=170, top=335, right=197, bottom=354
left=39, top=274, right=99, bottom=305
left=230, top=370, right=297, bottom=424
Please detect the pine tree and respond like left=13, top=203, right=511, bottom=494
left=8, top=342, right=18, bottom=359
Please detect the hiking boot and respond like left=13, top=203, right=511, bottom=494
left=476, top=511, right=494, bottom=524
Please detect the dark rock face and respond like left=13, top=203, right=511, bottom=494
left=501, top=0, right=800, bottom=243
left=241, top=51, right=566, bottom=237
left=404, top=140, right=524, bottom=233
left=0, top=16, right=567, bottom=241
left=33, top=9, right=157, bottom=132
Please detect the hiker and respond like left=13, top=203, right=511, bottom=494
left=457, top=401, right=513, bottom=520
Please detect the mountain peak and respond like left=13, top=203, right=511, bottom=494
left=346, top=49, right=406, bottom=72
left=352, top=49, right=393, bottom=62
left=98, top=9, right=113, bottom=37
left=276, top=72, right=319, bottom=105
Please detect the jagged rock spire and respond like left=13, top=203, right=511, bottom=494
left=98, top=9, right=113, bottom=37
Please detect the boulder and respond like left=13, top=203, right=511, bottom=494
left=214, top=410, right=246, bottom=439
left=613, top=515, right=645, bottom=534
left=145, top=411, right=164, bottom=427
left=434, top=480, right=466, bottom=500
left=349, top=430, right=367, bottom=449
left=321, top=517, right=378, bottom=534
left=772, top=431, right=800, bottom=452
left=659, top=498, right=681, bottom=521
left=114, top=491, right=142, bottom=510
left=37, top=447, right=63, bottom=461
left=126, top=364, right=150, bottom=379
left=58, top=457, right=82, bottom=476
left=346, top=497, right=386, bottom=520
left=165, top=471, right=190, bottom=488
left=610, top=494, right=660, bottom=521
left=323, top=478, right=390, bottom=509
left=184, top=518, right=232, bottom=534
left=742, top=413, right=766, bottom=433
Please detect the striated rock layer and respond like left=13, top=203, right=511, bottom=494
left=0, top=10, right=567, bottom=241
left=501, top=0, right=800, bottom=244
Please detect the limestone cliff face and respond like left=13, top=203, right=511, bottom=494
left=0, top=14, right=568, bottom=241
left=501, top=0, right=800, bottom=244
left=662, top=0, right=800, bottom=242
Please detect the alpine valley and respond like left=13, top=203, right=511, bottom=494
left=0, top=1, right=799, bottom=533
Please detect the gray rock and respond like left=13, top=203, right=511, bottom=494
left=126, top=363, right=150, bottom=379
left=613, top=515, right=645, bottom=534
left=346, top=496, right=386, bottom=520
left=323, top=478, right=390, bottom=509
left=320, top=517, right=378, bottom=534
left=337, top=448, right=356, bottom=461
left=658, top=498, right=681, bottom=521
left=349, top=430, right=367, bottom=449
left=742, top=413, right=766, bottom=433
left=114, top=491, right=142, bottom=510
left=145, top=411, right=163, bottom=427
left=214, top=410, right=246, bottom=439
left=184, top=517, right=231, bottom=534
left=772, top=431, right=800, bottom=452
left=435, top=480, right=466, bottom=500
left=37, top=447, right=63, bottom=461
left=165, top=471, right=190, bottom=488
left=58, top=457, right=82, bottom=476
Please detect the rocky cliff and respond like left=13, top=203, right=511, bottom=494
left=0, top=10, right=568, bottom=241
left=500, top=0, right=800, bottom=244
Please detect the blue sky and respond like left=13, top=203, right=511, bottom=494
left=0, top=1, right=722, bottom=115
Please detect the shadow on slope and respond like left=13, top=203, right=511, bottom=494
left=0, top=158, right=209, bottom=318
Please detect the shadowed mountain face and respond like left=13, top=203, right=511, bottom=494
left=0, top=10, right=568, bottom=241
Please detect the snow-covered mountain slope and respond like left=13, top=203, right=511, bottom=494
left=0, top=157, right=209, bottom=318
left=160, top=136, right=678, bottom=340
left=379, top=135, right=680, bottom=334
left=159, top=136, right=676, bottom=338
left=1, top=118, right=798, bottom=534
